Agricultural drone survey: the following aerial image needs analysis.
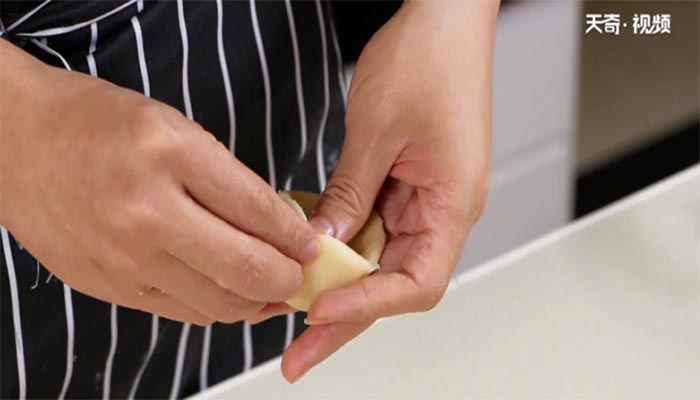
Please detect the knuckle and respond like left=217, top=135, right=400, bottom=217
left=237, top=246, right=301, bottom=302
left=113, top=191, right=161, bottom=234
left=417, top=280, right=447, bottom=312
left=150, top=130, right=190, bottom=167
left=472, top=175, right=490, bottom=223
left=216, top=293, right=247, bottom=323
left=237, top=185, right=270, bottom=230
left=463, top=158, right=491, bottom=224
left=133, top=106, right=190, bottom=166
left=240, top=301, right=265, bottom=321
left=130, top=102, right=163, bottom=131
left=249, top=186, right=272, bottom=223
left=323, top=173, right=368, bottom=220
left=191, top=315, right=215, bottom=327
left=239, top=251, right=267, bottom=296
left=358, top=279, right=379, bottom=320
left=115, top=287, right=141, bottom=307
left=412, top=267, right=448, bottom=312
left=285, top=218, right=314, bottom=257
left=266, top=255, right=303, bottom=301
left=166, top=311, right=204, bottom=325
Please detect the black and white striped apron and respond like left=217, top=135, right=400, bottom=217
left=0, top=1, right=347, bottom=398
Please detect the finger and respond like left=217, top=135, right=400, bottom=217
left=306, top=233, right=453, bottom=323
left=281, top=321, right=372, bottom=383
left=125, top=288, right=214, bottom=326
left=247, top=302, right=296, bottom=325
left=309, top=126, right=398, bottom=242
left=143, top=252, right=265, bottom=323
left=176, top=132, right=319, bottom=264
left=163, top=195, right=304, bottom=303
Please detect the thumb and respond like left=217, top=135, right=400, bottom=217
left=310, top=134, right=395, bottom=242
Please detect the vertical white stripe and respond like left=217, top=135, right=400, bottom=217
left=128, top=315, right=159, bottom=400
left=29, top=39, right=77, bottom=400
left=126, top=10, right=159, bottom=400
left=169, top=323, right=191, bottom=400
left=328, top=8, right=348, bottom=107
left=283, top=177, right=293, bottom=191
left=171, top=2, right=193, bottom=398
left=6, top=0, right=52, bottom=32
left=30, top=260, right=40, bottom=290
left=129, top=10, right=159, bottom=400
left=88, top=23, right=97, bottom=53
left=86, top=24, right=98, bottom=76
left=243, top=322, right=253, bottom=371
left=284, top=313, right=295, bottom=350
left=129, top=14, right=159, bottom=400
left=31, top=38, right=70, bottom=69
left=130, top=17, right=150, bottom=97
left=102, top=305, right=118, bottom=400
left=250, top=0, right=276, bottom=189
left=314, top=0, right=331, bottom=190
left=58, top=283, right=75, bottom=400
left=2, top=227, right=27, bottom=400
left=281, top=0, right=306, bottom=319
left=177, top=0, right=193, bottom=120
left=283, top=0, right=308, bottom=191
left=129, top=10, right=160, bottom=399
left=199, top=325, right=212, bottom=391
left=215, top=0, right=236, bottom=154
left=83, top=28, right=120, bottom=400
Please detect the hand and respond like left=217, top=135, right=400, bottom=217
left=0, top=42, right=319, bottom=325
left=280, top=0, right=499, bottom=382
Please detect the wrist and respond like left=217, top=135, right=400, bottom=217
left=401, top=0, right=501, bottom=20
left=400, top=0, right=500, bottom=35
left=0, top=40, right=48, bottom=116
left=0, top=40, right=51, bottom=226
left=402, top=0, right=501, bottom=14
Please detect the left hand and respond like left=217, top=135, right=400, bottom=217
left=251, top=0, right=499, bottom=382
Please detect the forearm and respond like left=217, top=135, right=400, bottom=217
left=400, top=0, right=500, bottom=50
left=0, top=40, right=41, bottom=224
left=398, top=0, right=497, bottom=168
left=0, top=40, right=45, bottom=127
left=0, top=41, right=63, bottom=226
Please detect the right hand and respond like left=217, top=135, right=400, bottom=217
left=0, top=42, right=318, bottom=326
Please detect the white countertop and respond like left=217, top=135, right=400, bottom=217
left=193, top=165, right=700, bottom=399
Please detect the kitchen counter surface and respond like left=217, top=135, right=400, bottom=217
left=192, top=165, right=699, bottom=399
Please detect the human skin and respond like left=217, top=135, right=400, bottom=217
left=0, top=40, right=320, bottom=325
left=1, top=0, right=498, bottom=382
left=260, top=0, right=500, bottom=382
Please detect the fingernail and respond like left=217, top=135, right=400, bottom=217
left=299, top=238, right=320, bottom=264
left=284, top=369, right=302, bottom=384
left=287, top=371, right=304, bottom=384
left=309, top=217, right=334, bottom=236
left=303, top=318, right=329, bottom=326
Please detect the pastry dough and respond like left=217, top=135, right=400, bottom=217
left=280, top=191, right=385, bottom=311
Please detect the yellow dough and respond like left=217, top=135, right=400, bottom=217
left=280, top=191, right=385, bottom=311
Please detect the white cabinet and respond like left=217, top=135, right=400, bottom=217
left=457, top=1, right=581, bottom=271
